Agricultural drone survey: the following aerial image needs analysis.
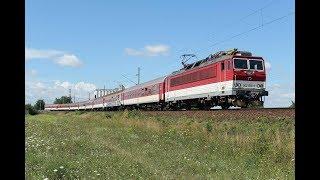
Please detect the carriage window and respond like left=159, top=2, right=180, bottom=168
left=228, top=61, right=231, bottom=69
left=221, top=62, right=225, bottom=70
left=249, top=60, right=263, bottom=70
left=234, top=59, right=248, bottom=69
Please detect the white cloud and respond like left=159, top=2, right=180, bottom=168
left=25, top=69, right=37, bottom=78
left=74, top=82, right=96, bottom=92
left=264, top=83, right=295, bottom=107
left=55, top=81, right=73, bottom=89
left=25, top=79, right=97, bottom=104
left=145, top=45, right=170, bottom=55
left=54, top=54, right=82, bottom=67
left=125, top=44, right=170, bottom=57
left=280, top=93, right=295, bottom=99
left=25, top=47, right=83, bottom=67
left=30, top=69, right=37, bottom=76
left=265, top=61, right=271, bottom=71
left=268, top=83, right=281, bottom=91
left=35, top=82, right=45, bottom=89
left=25, top=48, right=62, bottom=61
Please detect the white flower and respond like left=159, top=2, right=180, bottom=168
left=53, top=169, right=58, bottom=172
left=43, top=178, right=48, bottom=180
left=60, top=166, right=64, bottom=169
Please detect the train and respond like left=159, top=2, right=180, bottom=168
left=45, top=49, right=268, bottom=111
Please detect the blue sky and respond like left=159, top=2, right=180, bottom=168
left=25, top=0, right=295, bottom=107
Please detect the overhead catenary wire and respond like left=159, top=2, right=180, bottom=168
left=163, top=11, right=294, bottom=72
left=194, top=11, right=295, bottom=56
left=208, top=0, right=275, bottom=42
left=171, top=0, right=276, bottom=57
left=163, top=0, right=278, bottom=71
left=145, top=9, right=294, bottom=79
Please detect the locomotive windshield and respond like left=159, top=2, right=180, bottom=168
left=249, top=60, right=263, bottom=70
left=234, top=59, right=248, bottom=69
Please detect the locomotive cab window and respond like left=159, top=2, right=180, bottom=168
left=233, top=59, right=248, bottom=69
left=249, top=60, right=263, bottom=70
left=221, top=62, right=225, bottom=70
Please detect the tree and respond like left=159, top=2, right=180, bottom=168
left=34, top=99, right=45, bottom=110
left=54, top=96, right=73, bottom=104
left=289, top=101, right=295, bottom=108
left=25, top=104, right=38, bottom=115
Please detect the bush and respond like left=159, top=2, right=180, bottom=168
left=25, top=104, right=38, bottom=115
left=205, top=122, right=213, bottom=133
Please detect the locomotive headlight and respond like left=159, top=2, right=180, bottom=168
left=234, top=83, right=241, bottom=88
left=257, top=84, right=263, bottom=88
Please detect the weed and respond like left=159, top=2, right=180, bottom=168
left=26, top=111, right=295, bottom=179
left=205, top=122, right=213, bottom=133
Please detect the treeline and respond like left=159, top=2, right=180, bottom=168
left=54, top=96, right=73, bottom=104
left=25, top=96, right=73, bottom=115
left=25, top=99, right=45, bottom=115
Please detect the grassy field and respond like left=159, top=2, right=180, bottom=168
left=25, top=110, right=295, bottom=179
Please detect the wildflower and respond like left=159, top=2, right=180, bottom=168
left=53, top=169, right=58, bottom=172
left=43, top=178, right=48, bottom=180
left=60, top=166, right=64, bottom=169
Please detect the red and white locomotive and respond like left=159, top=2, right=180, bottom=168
left=45, top=49, right=268, bottom=111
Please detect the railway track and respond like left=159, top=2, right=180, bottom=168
left=45, top=108, right=295, bottom=119
left=140, top=108, right=295, bottom=119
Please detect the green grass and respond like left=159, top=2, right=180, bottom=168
left=26, top=110, right=295, bottom=179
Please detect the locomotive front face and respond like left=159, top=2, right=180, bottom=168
left=232, top=57, right=268, bottom=99
left=233, top=57, right=266, bottom=84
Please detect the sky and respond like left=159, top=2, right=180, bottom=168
left=25, top=0, right=295, bottom=107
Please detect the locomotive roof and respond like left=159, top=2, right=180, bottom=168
left=170, top=50, right=262, bottom=76
left=123, top=76, right=167, bottom=92
left=170, top=55, right=232, bottom=76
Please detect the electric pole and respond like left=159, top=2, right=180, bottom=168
left=137, top=67, right=141, bottom=85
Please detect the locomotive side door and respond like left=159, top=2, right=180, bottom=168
left=164, top=77, right=170, bottom=101
left=220, top=60, right=226, bottom=94
left=159, top=82, right=165, bottom=101
left=221, top=60, right=226, bottom=81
